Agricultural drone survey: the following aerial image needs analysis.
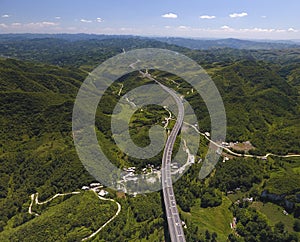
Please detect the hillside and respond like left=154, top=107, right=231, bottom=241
left=0, top=36, right=300, bottom=241
left=155, top=37, right=300, bottom=50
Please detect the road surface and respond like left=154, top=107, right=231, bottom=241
left=184, top=121, right=300, bottom=160
left=140, top=70, right=186, bottom=242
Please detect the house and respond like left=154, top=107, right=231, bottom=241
left=216, top=148, right=222, bottom=155
left=189, top=155, right=195, bottom=163
left=222, top=142, right=229, bottom=147
left=230, top=217, right=237, bottom=229
left=90, top=183, right=102, bottom=187
left=98, top=190, right=109, bottom=196
left=243, top=197, right=254, bottom=203
left=126, top=176, right=138, bottom=182
left=126, top=167, right=136, bottom=172
left=223, top=157, right=230, bottom=163
left=232, top=217, right=237, bottom=228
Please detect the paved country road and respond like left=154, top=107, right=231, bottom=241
left=185, top=122, right=300, bottom=159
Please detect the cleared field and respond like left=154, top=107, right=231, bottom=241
left=181, top=196, right=233, bottom=241
left=251, top=201, right=298, bottom=234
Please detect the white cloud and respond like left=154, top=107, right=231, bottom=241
left=42, top=21, right=58, bottom=26
left=119, top=27, right=137, bottom=32
left=288, top=28, right=298, bottom=33
left=0, top=23, right=8, bottom=28
left=11, top=23, right=21, bottom=26
left=80, top=19, right=93, bottom=23
left=240, top=28, right=275, bottom=33
left=2, top=14, right=10, bottom=18
left=229, top=12, right=248, bottom=18
left=161, top=13, right=178, bottom=19
left=261, top=16, right=267, bottom=18
left=55, top=16, right=61, bottom=20
left=221, top=25, right=234, bottom=31
left=239, top=27, right=289, bottom=33
left=221, top=25, right=230, bottom=29
left=200, top=15, right=216, bottom=19
left=27, top=21, right=59, bottom=27
left=178, top=25, right=190, bottom=30
left=96, top=18, right=103, bottom=23
left=165, top=25, right=171, bottom=29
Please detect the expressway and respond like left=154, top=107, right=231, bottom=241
left=140, top=70, right=186, bottom=242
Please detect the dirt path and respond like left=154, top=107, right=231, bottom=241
left=35, top=191, right=80, bottom=205
left=81, top=190, right=121, bottom=241
left=118, top=83, right=124, bottom=96
left=28, top=192, right=80, bottom=216
left=28, top=189, right=121, bottom=241
left=28, top=194, right=39, bottom=216
left=163, top=107, right=172, bottom=129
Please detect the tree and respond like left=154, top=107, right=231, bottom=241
left=201, top=189, right=222, bottom=208
left=211, top=232, right=217, bottom=242
left=274, top=221, right=285, bottom=234
left=0, top=220, right=6, bottom=232
left=293, top=219, right=300, bottom=232
left=205, top=230, right=210, bottom=241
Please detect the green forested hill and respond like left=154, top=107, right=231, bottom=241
left=0, top=36, right=300, bottom=241
left=0, top=58, right=96, bottom=235
left=208, top=60, right=299, bottom=153
left=0, top=58, right=85, bottom=92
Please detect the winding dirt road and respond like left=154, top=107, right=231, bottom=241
left=28, top=190, right=121, bottom=241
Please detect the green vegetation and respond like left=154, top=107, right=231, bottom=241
left=0, top=191, right=117, bottom=242
left=229, top=206, right=298, bottom=242
left=294, top=220, right=300, bottom=232
left=181, top=197, right=233, bottom=241
left=94, top=193, right=165, bottom=241
left=265, top=157, right=300, bottom=194
left=211, top=158, right=265, bottom=192
left=0, top=35, right=300, bottom=241
left=250, top=202, right=296, bottom=233
left=200, top=188, right=223, bottom=208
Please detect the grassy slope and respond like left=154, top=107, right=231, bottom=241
left=251, top=202, right=297, bottom=233
left=266, top=157, right=300, bottom=194
left=181, top=196, right=233, bottom=241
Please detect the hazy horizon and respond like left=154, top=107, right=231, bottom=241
left=1, top=32, right=300, bottom=43
left=1, top=0, right=299, bottom=40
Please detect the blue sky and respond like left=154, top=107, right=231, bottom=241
left=1, top=0, right=300, bottom=39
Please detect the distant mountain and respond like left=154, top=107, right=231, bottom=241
left=155, top=37, right=300, bottom=50
left=0, top=33, right=140, bottom=42
left=1, top=34, right=300, bottom=50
